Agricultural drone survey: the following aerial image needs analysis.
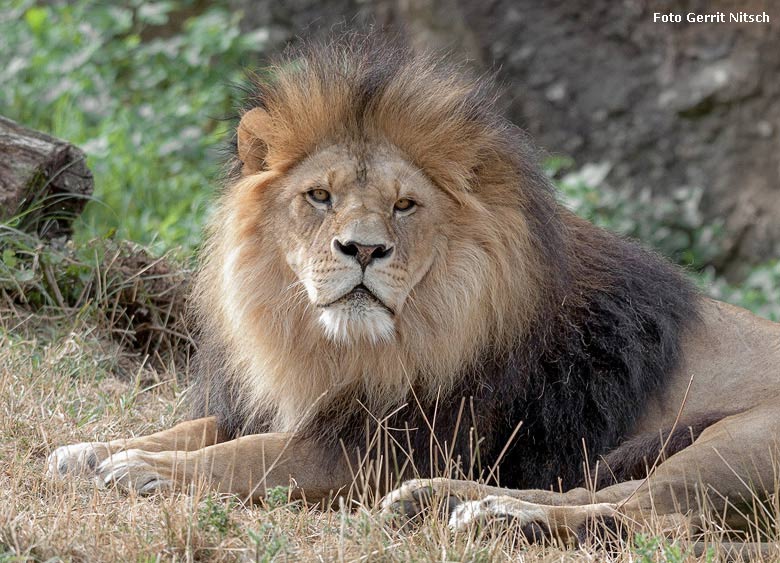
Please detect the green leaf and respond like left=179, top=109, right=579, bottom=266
left=124, top=34, right=141, bottom=49
left=2, top=249, right=18, bottom=269
left=24, top=7, right=48, bottom=34
left=15, top=269, right=35, bottom=283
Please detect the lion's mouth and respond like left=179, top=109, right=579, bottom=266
left=321, top=284, right=394, bottom=315
left=348, top=284, right=370, bottom=296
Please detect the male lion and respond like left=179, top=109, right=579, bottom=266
left=49, top=36, right=780, bottom=542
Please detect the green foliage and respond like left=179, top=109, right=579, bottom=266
left=1, top=0, right=269, bottom=254
left=0, top=546, right=20, bottom=563
left=0, top=224, right=96, bottom=309
left=0, top=208, right=192, bottom=368
left=248, top=523, right=289, bottom=563
left=264, top=486, right=293, bottom=510
left=547, top=157, right=780, bottom=320
left=197, top=494, right=235, bottom=539
left=548, top=157, right=724, bottom=268
left=632, top=533, right=714, bottom=563
left=704, top=260, right=780, bottom=322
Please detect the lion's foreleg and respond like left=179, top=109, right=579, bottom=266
left=524, top=401, right=780, bottom=538
left=96, top=432, right=355, bottom=502
left=381, top=476, right=642, bottom=522
left=48, top=416, right=220, bottom=478
left=109, top=416, right=221, bottom=452
left=449, top=495, right=622, bottom=542
left=384, top=402, right=780, bottom=539
left=452, top=402, right=780, bottom=541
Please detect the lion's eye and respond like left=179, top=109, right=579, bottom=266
left=306, top=189, right=331, bottom=205
left=394, top=198, right=416, bottom=213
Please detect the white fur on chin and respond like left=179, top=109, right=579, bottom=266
left=319, top=306, right=395, bottom=345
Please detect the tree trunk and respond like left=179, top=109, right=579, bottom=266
left=0, top=115, right=93, bottom=237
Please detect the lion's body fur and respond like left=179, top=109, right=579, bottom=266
left=190, top=36, right=700, bottom=490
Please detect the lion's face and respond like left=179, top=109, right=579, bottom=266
left=270, top=144, right=452, bottom=344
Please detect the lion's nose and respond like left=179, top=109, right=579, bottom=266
left=333, top=239, right=393, bottom=269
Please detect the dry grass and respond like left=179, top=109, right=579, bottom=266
left=1, top=264, right=779, bottom=561
left=0, top=316, right=574, bottom=562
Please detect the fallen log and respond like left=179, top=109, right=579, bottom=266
left=0, top=115, right=93, bottom=237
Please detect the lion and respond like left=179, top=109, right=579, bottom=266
left=48, top=35, right=780, bottom=544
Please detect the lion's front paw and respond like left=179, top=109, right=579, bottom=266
left=47, top=442, right=112, bottom=478
left=380, top=479, right=463, bottom=521
left=449, top=495, right=552, bottom=541
left=96, top=449, right=174, bottom=495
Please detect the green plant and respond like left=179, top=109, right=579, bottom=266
left=632, top=533, right=715, bottom=563
left=0, top=211, right=192, bottom=368
left=546, top=157, right=780, bottom=320
left=197, top=494, right=234, bottom=539
left=1, top=0, right=269, bottom=254
left=703, top=260, right=780, bottom=322
left=264, top=486, right=291, bottom=510
left=248, top=523, right=289, bottom=563
left=548, top=158, right=725, bottom=268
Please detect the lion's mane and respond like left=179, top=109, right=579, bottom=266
left=191, top=35, right=699, bottom=490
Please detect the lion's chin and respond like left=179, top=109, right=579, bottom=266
left=318, top=305, right=395, bottom=345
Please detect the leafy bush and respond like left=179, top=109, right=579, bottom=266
left=1, top=0, right=269, bottom=254
left=548, top=157, right=725, bottom=268
left=548, top=157, right=780, bottom=320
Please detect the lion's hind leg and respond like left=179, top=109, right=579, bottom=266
left=616, top=401, right=780, bottom=530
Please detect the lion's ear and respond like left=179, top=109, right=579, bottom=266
left=237, top=107, right=271, bottom=175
